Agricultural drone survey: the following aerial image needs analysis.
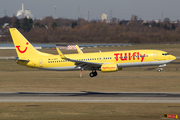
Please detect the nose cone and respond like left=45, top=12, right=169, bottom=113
left=170, top=55, right=176, bottom=61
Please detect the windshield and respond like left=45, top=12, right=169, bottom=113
left=162, top=53, right=169, bottom=56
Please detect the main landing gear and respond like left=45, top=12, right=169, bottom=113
left=89, top=70, right=98, bottom=77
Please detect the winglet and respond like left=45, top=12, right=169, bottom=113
left=75, top=45, right=83, bottom=54
left=56, top=47, right=66, bottom=59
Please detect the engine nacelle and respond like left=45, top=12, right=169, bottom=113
left=101, top=63, right=119, bottom=72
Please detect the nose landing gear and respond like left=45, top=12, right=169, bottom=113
left=89, top=70, right=98, bottom=77
left=158, top=68, right=163, bottom=72
left=158, top=64, right=166, bottom=72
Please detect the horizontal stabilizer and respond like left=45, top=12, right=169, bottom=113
left=15, top=57, right=29, bottom=62
left=16, top=59, right=30, bottom=62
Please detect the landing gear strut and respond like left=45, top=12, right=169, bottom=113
left=158, top=64, right=166, bottom=72
left=89, top=70, right=98, bottom=77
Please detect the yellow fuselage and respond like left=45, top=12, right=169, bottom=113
left=17, top=50, right=176, bottom=71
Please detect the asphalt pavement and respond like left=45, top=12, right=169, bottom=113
left=1, top=92, right=180, bottom=103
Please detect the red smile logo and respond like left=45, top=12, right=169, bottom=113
left=16, top=42, right=29, bottom=53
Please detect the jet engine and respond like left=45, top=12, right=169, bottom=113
left=101, top=63, right=120, bottom=72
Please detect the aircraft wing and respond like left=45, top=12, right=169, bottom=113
left=56, top=47, right=102, bottom=70
left=69, top=59, right=102, bottom=70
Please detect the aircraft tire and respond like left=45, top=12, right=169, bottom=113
left=93, top=72, right=98, bottom=76
left=89, top=72, right=94, bottom=77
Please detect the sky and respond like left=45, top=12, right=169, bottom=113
left=0, top=0, right=180, bottom=21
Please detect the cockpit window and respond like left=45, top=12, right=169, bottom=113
left=162, top=53, right=169, bottom=56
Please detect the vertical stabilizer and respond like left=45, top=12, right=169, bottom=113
left=9, top=28, right=43, bottom=59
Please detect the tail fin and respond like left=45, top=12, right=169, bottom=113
left=9, top=28, right=50, bottom=60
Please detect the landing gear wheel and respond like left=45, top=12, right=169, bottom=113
left=93, top=71, right=98, bottom=76
left=89, top=72, right=94, bottom=77
left=89, top=71, right=98, bottom=77
left=158, top=68, right=163, bottom=72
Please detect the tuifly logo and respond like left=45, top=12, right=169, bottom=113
left=16, top=42, right=29, bottom=53
left=114, top=52, right=146, bottom=62
left=102, top=67, right=115, bottom=69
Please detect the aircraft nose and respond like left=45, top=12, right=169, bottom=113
left=170, top=55, right=176, bottom=60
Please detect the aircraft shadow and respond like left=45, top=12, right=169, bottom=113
left=5, top=92, right=178, bottom=98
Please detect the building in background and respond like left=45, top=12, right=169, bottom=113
left=101, top=13, right=110, bottom=23
left=16, top=2, right=33, bottom=19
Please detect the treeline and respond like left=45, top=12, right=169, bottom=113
left=1, top=15, right=180, bottom=44
left=24, top=23, right=180, bottom=44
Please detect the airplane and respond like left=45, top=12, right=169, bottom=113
left=9, top=28, right=176, bottom=77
